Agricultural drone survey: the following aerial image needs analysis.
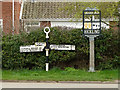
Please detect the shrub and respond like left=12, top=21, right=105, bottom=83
left=2, top=27, right=119, bottom=70
left=65, top=67, right=78, bottom=72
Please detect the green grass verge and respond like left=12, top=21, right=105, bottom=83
left=1, top=68, right=118, bottom=81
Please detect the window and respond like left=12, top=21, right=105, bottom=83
left=24, top=22, right=40, bottom=33
left=25, top=22, right=40, bottom=26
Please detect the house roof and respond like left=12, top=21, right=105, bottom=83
left=21, top=1, right=119, bottom=21
left=22, top=2, right=77, bottom=20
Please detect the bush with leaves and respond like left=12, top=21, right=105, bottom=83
left=2, top=27, right=119, bottom=70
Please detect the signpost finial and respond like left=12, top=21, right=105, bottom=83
left=44, top=27, right=50, bottom=38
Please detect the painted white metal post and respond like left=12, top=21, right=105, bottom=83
left=44, top=27, right=50, bottom=71
left=45, top=49, right=49, bottom=71
left=46, top=63, right=49, bottom=72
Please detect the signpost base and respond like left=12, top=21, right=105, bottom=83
left=46, top=63, right=49, bottom=71
left=88, top=67, right=95, bottom=72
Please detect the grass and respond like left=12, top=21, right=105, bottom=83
left=1, top=68, right=118, bottom=81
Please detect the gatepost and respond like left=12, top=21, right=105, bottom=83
left=83, top=7, right=101, bottom=72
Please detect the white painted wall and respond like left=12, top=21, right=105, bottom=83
left=51, top=21, right=82, bottom=29
left=51, top=21, right=109, bottom=29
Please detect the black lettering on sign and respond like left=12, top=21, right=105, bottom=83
left=31, top=47, right=38, bottom=51
left=84, top=30, right=100, bottom=34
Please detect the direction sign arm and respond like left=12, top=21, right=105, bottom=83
left=50, top=45, right=75, bottom=50
left=20, top=45, right=45, bottom=52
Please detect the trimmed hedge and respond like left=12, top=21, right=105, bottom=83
left=2, top=27, right=119, bottom=70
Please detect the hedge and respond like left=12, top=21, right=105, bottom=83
left=2, top=27, right=119, bottom=70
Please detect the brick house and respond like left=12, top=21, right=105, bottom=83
left=1, top=0, right=21, bottom=34
left=1, top=0, right=119, bottom=34
left=0, top=1, right=3, bottom=32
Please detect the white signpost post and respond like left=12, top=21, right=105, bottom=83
left=83, top=7, right=101, bottom=72
left=20, top=27, right=75, bottom=71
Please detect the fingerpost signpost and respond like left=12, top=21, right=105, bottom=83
left=83, top=7, right=101, bottom=72
left=20, top=27, right=75, bottom=71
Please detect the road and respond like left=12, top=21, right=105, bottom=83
left=1, top=82, right=118, bottom=88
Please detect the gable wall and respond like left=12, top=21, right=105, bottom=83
left=2, top=2, right=21, bottom=34
left=2, top=2, right=12, bottom=34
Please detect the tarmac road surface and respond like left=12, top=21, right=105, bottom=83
left=1, top=82, right=118, bottom=88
